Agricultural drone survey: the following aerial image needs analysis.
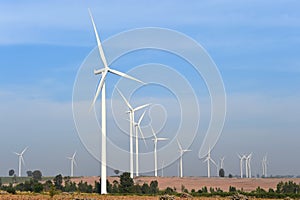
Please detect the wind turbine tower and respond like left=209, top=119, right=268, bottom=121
left=177, top=139, right=191, bottom=178
left=67, top=152, right=77, bottom=177
left=246, top=153, right=252, bottom=178
left=238, top=154, right=246, bottom=178
left=151, top=126, right=168, bottom=177
left=88, top=9, right=143, bottom=194
left=14, top=147, right=28, bottom=177
left=133, top=110, right=147, bottom=177
left=204, top=147, right=217, bottom=178
left=262, top=154, right=268, bottom=177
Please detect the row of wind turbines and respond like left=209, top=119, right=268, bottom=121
left=87, top=9, right=270, bottom=194
left=13, top=147, right=78, bottom=177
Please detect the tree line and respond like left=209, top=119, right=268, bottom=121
left=1, top=172, right=300, bottom=198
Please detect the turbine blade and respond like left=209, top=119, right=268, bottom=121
left=138, top=110, right=146, bottom=125
left=176, top=139, right=182, bottom=150
left=210, top=158, right=217, bottom=167
left=73, top=152, right=76, bottom=159
left=21, top=156, right=25, bottom=166
left=157, top=138, right=168, bottom=141
left=150, top=126, right=156, bottom=138
left=138, top=126, right=147, bottom=148
left=21, top=147, right=28, bottom=155
left=116, top=88, right=133, bottom=110
left=88, top=9, right=108, bottom=69
left=13, top=152, right=20, bottom=156
left=73, top=159, right=78, bottom=167
left=90, top=70, right=107, bottom=109
left=109, top=68, right=144, bottom=84
left=134, top=104, right=150, bottom=112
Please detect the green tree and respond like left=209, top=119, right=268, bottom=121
left=141, top=182, right=150, bottom=194
left=164, top=187, right=174, bottom=195
left=32, top=170, right=42, bottom=181
left=219, top=168, right=225, bottom=177
left=149, top=180, right=159, bottom=194
left=77, top=181, right=93, bottom=193
left=114, top=169, right=120, bottom=175
left=112, top=180, right=119, bottom=193
left=9, top=169, right=15, bottom=176
left=119, top=172, right=134, bottom=193
left=43, top=180, right=53, bottom=192
left=53, top=174, right=63, bottom=190
left=26, top=170, right=33, bottom=177
left=229, top=186, right=236, bottom=192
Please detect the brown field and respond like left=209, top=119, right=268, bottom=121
left=71, top=176, right=300, bottom=192
left=0, top=195, right=281, bottom=200
left=1, top=177, right=299, bottom=199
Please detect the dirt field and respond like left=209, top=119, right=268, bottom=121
left=72, top=176, right=300, bottom=192
left=0, top=195, right=274, bottom=200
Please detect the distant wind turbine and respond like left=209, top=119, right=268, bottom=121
left=220, top=156, right=225, bottom=169
left=133, top=110, right=147, bottom=177
left=117, top=88, right=149, bottom=178
left=14, top=147, right=28, bottom=177
left=88, top=9, right=143, bottom=194
left=246, top=153, right=252, bottom=178
left=262, top=154, right=268, bottom=177
left=177, top=139, right=191, bottom=178
left=151, top=126, right=168, bottom=177
left=238, top=154, right=246, bottom=178
left=67, top=152, right=77, bottom=177
left=204, top=147, right=217, bottom=178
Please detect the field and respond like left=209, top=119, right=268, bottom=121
left=1, top=176, right=300, bottom=199
left=71, top=176, right=300, bottom=192
left=0, top=195, right=278, bottom=200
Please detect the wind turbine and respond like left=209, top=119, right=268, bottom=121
left=246, top=153, right=252, bottom=178
left=220, top=156, right=225, bottom=169
left=117, top=88, right=149, bottom=178
left=177, top=139, right=191, bottom=178
left=133, top=110, right=147, bottom=177
left=238, top=154, right=246, bottom=178
left=88, top=9, right=143, bottom=194
left=262, top=154, right=268, bottom=177
left=67, top=152, right=77, bottom=177
left=203, top=147, right=217, bottom=178
left=14, top=147, right=28, bottom=177
left=151, top=126, right=168, bottom=177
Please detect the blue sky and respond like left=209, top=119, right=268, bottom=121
left=0, top=0, right=300, bottom=177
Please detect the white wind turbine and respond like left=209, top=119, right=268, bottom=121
left=151, top=126, right=168, bottom=177
left=220, top=156, right=225, bottom=169
left=133, top=110, right=147, bottom=177
left=117, top=88, right=149, bottom=178
left=14, top=147, right=28, bottom=177
left=88, top=9, right=143, bottom=194
left=238, top=154, right=246, bottom=178
left=67, top=152, right=77, bottom=177
left=177, top=139, right=191, bottom=178
left=262, top=154, right=268, bottom=177
left=203, top=147, right=217, bottom=178
left=246, top=153, right=252, bottom=178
